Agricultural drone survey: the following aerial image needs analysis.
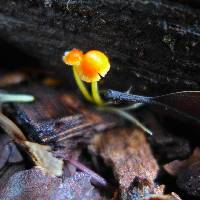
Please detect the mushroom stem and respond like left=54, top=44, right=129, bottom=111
left=73, top=67, right=94, bottom=103
left=91, top=81, right=104, bottom=106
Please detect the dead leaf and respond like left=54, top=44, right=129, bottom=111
left=0, top=167, right=62, bottom=200
left=164, top=148, right=200, bottom=198
left=0, top=141, right=10, bottom=170
left=42, top=77, right=63, bottom=86
left=0, top=164, right=25, bottom=192
left=0, top=112, right=63, bottom=177
left=0, top=167, right=105, bottom=200
left=164, top=148, right=200, bottom=176
left=25, top=141, right=63, bottom=176
left=144, top=192, right=182, bottom=200
left=0, top=72, right=27, bottom=87
left=0, top=133, right=23, bottom=170
left=89, top=128, right=160, bottom=199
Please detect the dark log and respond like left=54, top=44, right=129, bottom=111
left=173, top=0, right=200, bottom=8
left=0, top=0, right=200, bottom=94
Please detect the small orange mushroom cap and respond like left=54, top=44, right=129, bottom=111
left=63, top=49, right=110, bottom=83
left=63, top=49, right=83, bottom=66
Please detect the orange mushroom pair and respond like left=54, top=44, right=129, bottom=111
left=63, top=49, right=110, bottom=105
left=63, top=48, right=152, bottom=135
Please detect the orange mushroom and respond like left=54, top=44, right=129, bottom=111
left=75, top=50, right=110, bottom=83
left=63, top=48, right=83, bottom=66
left=62, top=49, right=152, bottom=134
left=64, top=49, right=110, bottom=83
left=63, top=49, right=110, bottom=105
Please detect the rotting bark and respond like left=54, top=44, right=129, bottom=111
left=1, top=0, right=200, bottom=94
left=3, top=83, right=121, bottom=146
left=89, top=128, right=163, bottom=199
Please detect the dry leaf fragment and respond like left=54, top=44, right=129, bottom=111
left=0, top=164, right=25, bottom=192
left=164, top=148, right=200, bottom=176
left=0, top=133, right=23, bottom=170
left=0, top=112, right=63, bottom=177
left=164, top=148, right=200, bottom=198
left=0, top=72, right=27, bottom=87
left=144, top=192, right=182, bottom=200
left=0, top=141, right=10, bottom=170
left=50, top=172, right=103, bottom=200
left=0, top=168, right=104, bottom=200
left=25, top=141, right=63, bottom=176
left=0, top=167, right=62, bottom=200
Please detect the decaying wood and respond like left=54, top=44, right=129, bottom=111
left=3, top=84, right=120, bottom=146
left=1, top=0, right=200, bottom=94
left=89, top=128, right=162, bottom=199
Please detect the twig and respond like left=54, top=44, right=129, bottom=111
left=54, top=151, right=108, bottom=187
left=68, top=158, right=108, bottom=187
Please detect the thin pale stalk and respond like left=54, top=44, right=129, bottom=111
left=91, top=81, right=104, bottom=106
left=121, top=103, right=144, bottom=111
left=73, top=67, right=93, bottom=103
left=99, top=106, right=153, bottom=135
left=0, top=94, right=34, bottom=103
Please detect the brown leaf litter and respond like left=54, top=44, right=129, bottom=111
left=0, top=112, right=63, bottom=176
left=89, top=128, right=163, bottom=199
left=0, top=167, right=103, bottom=200
left=164, top=148, right=200, bottom=198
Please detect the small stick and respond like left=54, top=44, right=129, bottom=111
left=54, top=151, right=108, bottom=187
left=68, top=158, right=108, bottom=187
